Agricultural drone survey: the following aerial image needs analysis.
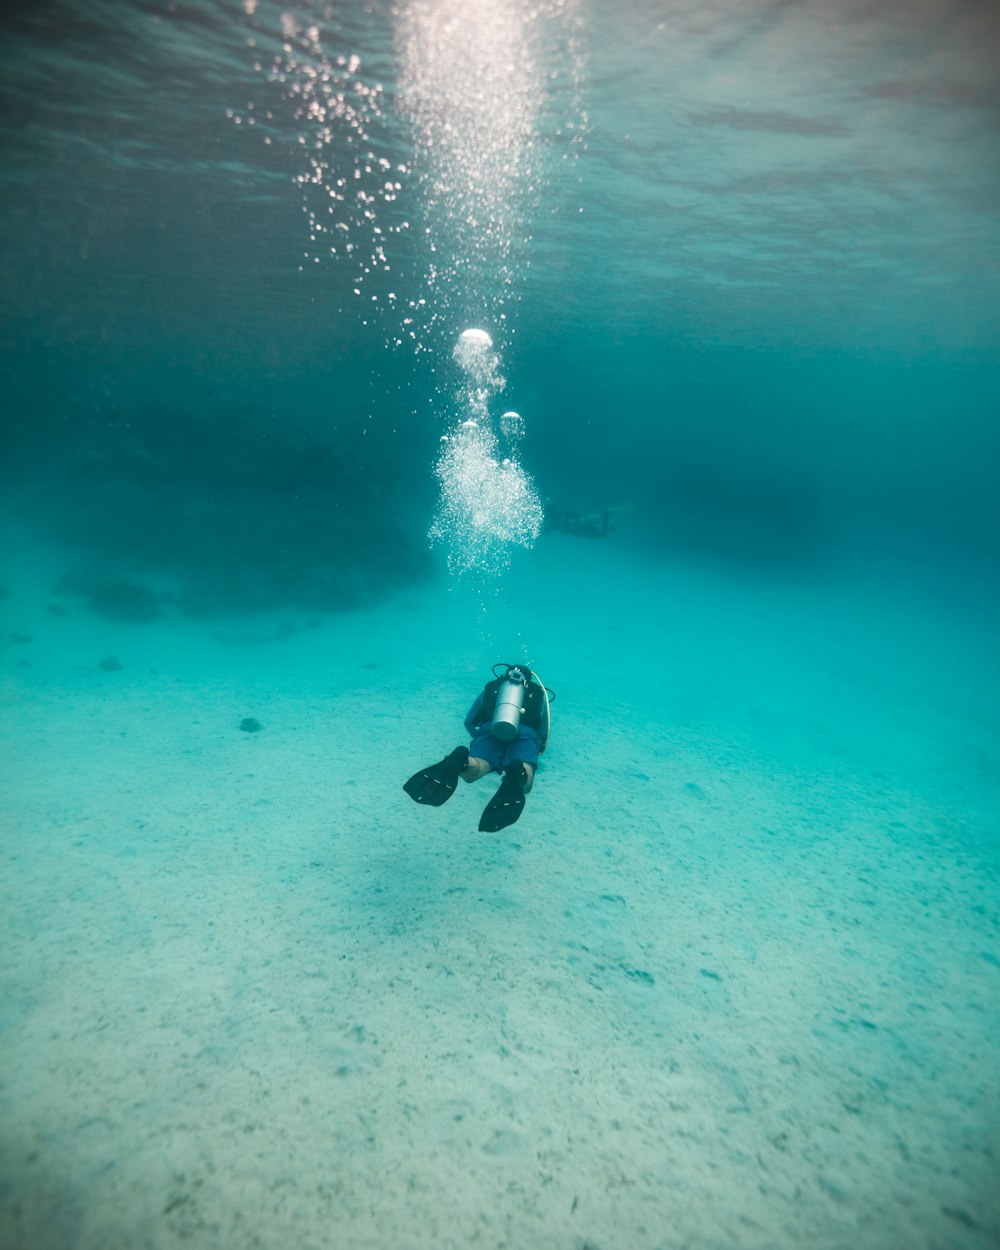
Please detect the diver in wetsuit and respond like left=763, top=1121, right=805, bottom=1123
left=403, top=664, right=552, bottom=833
left=543, top=504, right=634, bottom=539
left=543, top=507, right=612, bottom=538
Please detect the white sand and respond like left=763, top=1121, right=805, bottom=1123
left=1, top=534, right=998, bottom=1250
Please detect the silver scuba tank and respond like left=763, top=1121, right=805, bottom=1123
left=491, top=670, right=528, bottom=741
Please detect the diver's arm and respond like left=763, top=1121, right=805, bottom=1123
left=464, top=693, right=484, bottom=737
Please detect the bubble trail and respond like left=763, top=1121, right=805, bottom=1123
left=429, top=328, right=543, bottom=578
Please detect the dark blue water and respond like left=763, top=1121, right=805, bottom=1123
left=1, top=3, right=998, bottom=1248
left=2, top=0, right=998, bottom=611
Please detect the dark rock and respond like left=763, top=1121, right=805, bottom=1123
left=99, top=656, right=123, bottom=671
left=240, top=718, right=263, bottom=733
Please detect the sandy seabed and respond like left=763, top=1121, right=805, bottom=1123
left=1, top=533, right=998, bottom=1250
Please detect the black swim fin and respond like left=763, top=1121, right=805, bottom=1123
left=403, top=746, right=470, bottom=807
left=478, top=763, right=527, bottom=832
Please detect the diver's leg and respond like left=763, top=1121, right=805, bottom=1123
left=464, top=733, right=505, bottom=783
left=507, top=728, right=539, bottom=792
left=461, top=756, right=494, bottom=782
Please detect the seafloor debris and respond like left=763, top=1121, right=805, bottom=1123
left=239, top=718, right=263, bottom=733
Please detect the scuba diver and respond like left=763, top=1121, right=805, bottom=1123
left=404, top=664, right=553, bottom=832
left=543, top=505, right=632, bottom=539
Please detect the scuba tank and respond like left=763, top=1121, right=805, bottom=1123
left=491, top=666, right=530, bottom=742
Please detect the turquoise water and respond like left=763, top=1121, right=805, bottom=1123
left=1, top=2, right=998, bottom=1248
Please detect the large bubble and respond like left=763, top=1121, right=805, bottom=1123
left=500, top=410, right=525, bottom=449
left=454, top=327, right=493, bottom=360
